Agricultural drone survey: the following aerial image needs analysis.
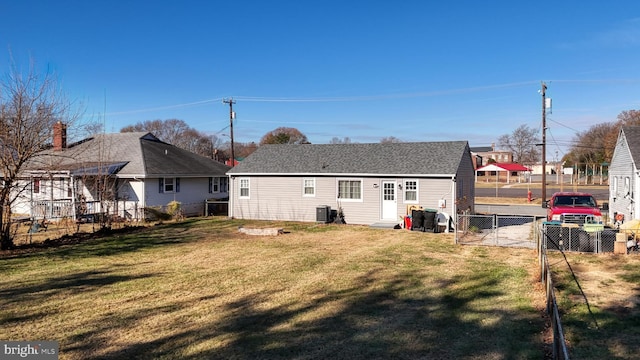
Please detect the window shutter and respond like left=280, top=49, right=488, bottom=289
left=208, top=177, right=213, bottom=193
left=159, top=178, right=164, bottom=193
left=176, top=178, right=180, bottom=193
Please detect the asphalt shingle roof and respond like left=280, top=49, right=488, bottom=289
left=228, top=141, right=470, bottom=176
left=622, top=126, right=640, bottom=167
left=29, top=132, right=230, bottom=177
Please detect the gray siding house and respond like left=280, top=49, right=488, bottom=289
left=226, top=141, right=475, bottom=225
left=14, top=125, right=230, bottom=221
left=609, top=126, right=640, bottom=223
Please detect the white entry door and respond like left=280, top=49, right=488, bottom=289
left=381, top=180, right=397, bottom=220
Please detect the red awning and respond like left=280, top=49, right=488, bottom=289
left=476, top=163, right=532, bottom=172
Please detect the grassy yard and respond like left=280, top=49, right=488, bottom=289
left=0, top=217, right=548, bottom=359
left=548, top=251, right=640, bottom=359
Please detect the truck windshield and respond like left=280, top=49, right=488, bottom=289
left=554, top=196, right=596, bottom=207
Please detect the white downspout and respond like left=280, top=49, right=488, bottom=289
left=228, top=175, right=233, bottom=218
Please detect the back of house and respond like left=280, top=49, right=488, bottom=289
left=226, top=141, right=475, bottom=226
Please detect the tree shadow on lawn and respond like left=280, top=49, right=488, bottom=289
left=0, top=218, right=211, bottom=261
left=0, top=269, right=156, bottom=325
left=90, top=268, right=549, bottom=360
left=555, top=262, right=640, bottom=359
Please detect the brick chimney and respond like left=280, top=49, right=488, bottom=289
left=53, top=122, right=67, bottom=151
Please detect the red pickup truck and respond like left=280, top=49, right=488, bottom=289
left=544, top=192, right=602, bottom=224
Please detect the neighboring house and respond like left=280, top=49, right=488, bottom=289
left=469, top=146, right=492, bottom=169
left=608, top=126, right=640, bottom=223
left=471, top=144, right=513, bottom=169
left=13, top=123, right=231, bottom=221
left=226, top=141, right=475, bottom=225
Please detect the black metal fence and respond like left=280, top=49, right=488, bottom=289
left=538, top=224, right=571, bottom=359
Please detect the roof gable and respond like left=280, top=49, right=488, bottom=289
left=228, top=141, right=470, bottom=176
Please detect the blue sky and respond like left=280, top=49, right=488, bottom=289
left=2, top=1, right=640, bottom=160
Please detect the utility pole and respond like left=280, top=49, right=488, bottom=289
left=541, top=82, right=547, bottom=206
left=223, top=98, right=236, bottom=167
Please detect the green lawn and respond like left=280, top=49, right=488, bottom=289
left=1, top=218, right=547, bottom=359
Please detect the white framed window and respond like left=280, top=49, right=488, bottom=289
left=303, top=178, right=316, bottom=197
left=159, top=177, right=179, bottom=193
left=220, top=177, right=228, bottom=193
left=164, top=177, right=175, bottom=193
left=239, top=178, right=250, bottom=199
left=337, top=179, right=362, bottom=201
left=209, top=177, right=223, bottom=193
left=613, top=177, right=618, bottom=196
left=625, top=177, right=631, bottom=196
left=404, top=179, right=418, bottom=203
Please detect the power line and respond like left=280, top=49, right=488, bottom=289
left=105, top=98, right=223, bottom=116
left=100, top=81, right=540, bottom=116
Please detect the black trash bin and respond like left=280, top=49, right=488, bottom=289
left=423, top=210, right=437, bottom=232
left=411, top=210, right=424, bottom=231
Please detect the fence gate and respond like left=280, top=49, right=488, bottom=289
left=456, top=214, right=538, bottom=248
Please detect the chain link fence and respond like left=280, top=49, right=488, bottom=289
left=456, top=214, right=538, bottom=248
left=457, top=213, right=622, bottom=254
left=541, top=224, right=618, bottom=253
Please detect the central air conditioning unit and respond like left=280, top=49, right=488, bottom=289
left=316, top=205, right=331, bottom=223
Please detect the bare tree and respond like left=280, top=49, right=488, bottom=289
left=259, top=127, right=309, bottom=145
left=330, top=136, right=352, bottom=144
left=617, top=110, right=640, bottom=126
left=380, top=136, right=401, bottom=143
left=0, top=62, right=78, bottom=249
left=497, top=124, right=539, bottom=164
left=121, top=119, right=220, bottom=158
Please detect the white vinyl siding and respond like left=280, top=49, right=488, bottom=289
left=230, top=176, right=459, bottom=225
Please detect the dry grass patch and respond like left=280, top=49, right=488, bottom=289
left=1, top=218, right=548, bottom=359
left=548, top=251, right=640, bottom=359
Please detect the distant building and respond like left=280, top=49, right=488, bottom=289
left=470, top=143, right=513, bottom=170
